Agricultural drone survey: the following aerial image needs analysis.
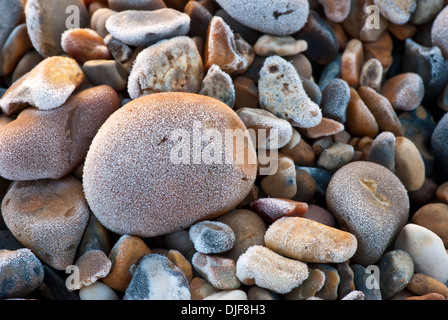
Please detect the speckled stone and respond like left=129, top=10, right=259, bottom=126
left=431, top=113, right=448, bottom=179
left=261, top=155, right=297, bottom=199
left=0, top=248, right=44, bottom=299
left=250, top=198, right=308, bottom=223
left=351, top=264, right=382, bottom=300
left=71, top=250, right=112, bottom=290
left=320, top=78, right=350, bottom=123
left=366, top=131, right=396, bottom=172
left=380, top=72, right=424, bottom=111
left=189, top=220, right=235, bottom=254
left=407, top=273, right=448, bottom=299
left=199, top=64, right=235, bottom=108
left=394, top=136, right=425, bottom=191
left=124, top=254, right=190, bottom=300
left=359, top=58, right=383, bottom=92
left=326, top=161, right=410, bottom=265
left=378, top=249, right=414, bottom=299
left=317, top=142, right=354, bottom=170
left=192, top=252, right=240, bottom=290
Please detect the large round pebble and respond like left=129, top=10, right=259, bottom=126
left=326, top=161, right=410, bottom=265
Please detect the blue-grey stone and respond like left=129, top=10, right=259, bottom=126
left=366, top=131, right=396, bottom=172
left=351, top=264, right=382, bottom=300
left=301, top=76, right=322, bottom=105
left=296, top=166, right=334, bottom=194
left=0, top=230, right=23, bottom=251
left=124, top=254, right=190, bottom=300
left=320, top=78, right=350, bottom=123
left=431, top=113, right=448, bottom=179
left=378, top=249, right=414, bottom=299
left=318, top=53, right=341, bottom=90
left=317, top=142, right=354, bottom=171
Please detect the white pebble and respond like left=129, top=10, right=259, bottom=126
left=79, top=281, right=119, bottom=300
left=202, top=290, right=248, bottom=300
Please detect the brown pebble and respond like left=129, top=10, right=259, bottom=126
left=341, top=38, right=364, bottom=88
left=394, top=136, right=426, bottom=191
left=11, top=51, right=44, bottom=83
left=288, top=53, right=313, bottom=79
left=184, top=0, right=213, bottom=39
left=233, top=76, right=259, bottom=109
left=363, top=31, right=394, bottom=73
left=300, top=118, right=345, bottom=139
left=436, top=181, right=448, bottom=203
left=0, top=24, right=32, bottom=77
left=380, top=72, right=425, bottom=111
left=317, top=0, right=351, bottom=23
left=284, top=267, right=326, bottom=300
left=407, top=273, right=448, bottom=298
left=261, top=155, right=297, bottom=199
left=412, top=203, right=448, bottom=247
left=302, top=204, right=337, bottom=228
left=345, top=87, right=379, bottom=138
left=72, top=250, right=112, bottom=290
left=90, top=8, right=117, bottom=38
left=311, top=264, right=340, bottom=300
left=61, top=28, right=112, bottom=64
left=404, top=293, right=447, bottom=300
left=294, top=169, right=317, bottom=204
left=166, top=249, right=193, bottom=283
left=388, top=23, right=417, bottom=41
left=280, top=136, right=316, bottom=167
left=250, top=198, right=308, bottom=223
left=408, top=177, right=437, bottom=206
left=189, top=277, right=219, bottom=300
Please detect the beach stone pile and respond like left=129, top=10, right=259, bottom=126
left=0, top=0, right=448, bottom=301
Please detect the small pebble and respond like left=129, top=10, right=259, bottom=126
left=124, top=254, right=190, bottom=300
left=71, top=250, right=112, bottom=290
left=317, top=0, right=351, bottom=22
left=366, top=131, right=396, bottom=172
left=163, top=230, right=195, bottom=258
left=233, top=76, right=259, bottom=109
left=310, top=263, right=340, bottom=300
left=313, top=136, right=333, bottom=157
left=394, top=224, right=448, bottom=284
left=247, top=286, right=278, bottom=300
left=202, top=289, right=248, bottom=300
left=189, top=220, right=235, bottom=255
left=166, top=250, right=193, bottom=283
left=76, top=214, right=112, bottom=259
left=374, top=0, right=417, bottom=25
left=336, top=261, right=356, bottom=298
left=284, top=267, right=325, bottom=300
left=318, top=53, right=341, bottom=90
left=0, top=24, right=32, bottom=77
left=0, top=248, right=44, bottom=299
left=345, top=87, right=379, bottom=139
left=302, top=204, right=336, bottom=228
left=341, top=290, right=365, bottom=300
left=192, top=252, right=240, bottom=290
left=363, top=31, right=394, bottom=73
left=249, top=198, right=308, bottom=223
left=378, top=249, right=414, bottom=299
left=189, top=277, right=219, bottom=300
left=82, top=59, right=128, bottom=92
left=91, top=8, right=117, bottom=38
left=407, top=273, right=448, bottom=299
left=108, top=0, right=166, bottom=11
left=288, top=53, right=313, bottom=79
left=0, top=0, right=24, bottom=52
left=317, top=142, right=354, bottom=170
left=300, top=118, right=345, bottom=139
left=199, top=64, right=235, bottom=108
left=61, top=28, right=112, bottom=64
left=351, top=264, right=382, bottom=300
left=79, top=281, right=119, bottom=300
left=320, top=78, right=350, bottom=123
left=412, top=202, right=448, bottom=249
left=280, top=138, right=315, bottom=167
left=184, top=1, right=213, bottom=39
left=236, top=245, right=309, bottom=294
left=254, top=35, right=307, bottom=57
left=260, top=155, right=297, bottom=199
left=326, top=161, right=410, bottom=265
left=341, top=38, right=364, bottom=88
left=394, top=136, right=426, bottom=191
left=103, top=34, right=132, bottom=63
left=359, top=58, right=384, bottom=92
left=259, top=55, right=322, bottom=128
left=105, top=9, right=190, bottom=47
left=380, top=72, right=424, bottom=111
left=102, top=235, right=152, bottom=292
left=297, top=166, right=334, bottom=195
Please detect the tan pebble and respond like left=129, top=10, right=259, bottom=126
left=359, top=58, right=383, bottom=92
left=189, top=277, right=219, bottom=300
left=0, top=56, right=85, bottom=115
left=299, top=117, right=345, bottom=139
left=388, top=22, right=417, bottom=41
left=233, top=76, right=259, bottom=109
left=284, top=267, right=326, bottom=300
left=358, top=86, right=403, bottom=136
left=261, top=155, right=297, bottom=199
left=102, top=235, right=152, bottom=292
left=404, top=293, right=447, bottom=300
left=254, top=34, right=307, bottom=56
left=61, top=28, right=112, bottom=64
left=288, top=53, right=313, bottom=79
left=436, top=182, right=448, bottom=203
left=215, top=209, right=267, bottom=262
left=250, top=198, right=308, bottom=223
left=341, top=39, right=364, bottom=88
left=280, top=138, right=315, bottom=166
left=407, top=273, right=448, bottom=298
left=72, top=250, right=112, bottom=290
left=294, top=169, right=317, bottom=204
left=1, top=176, right=90, bottom=270
left=236, top=245, right=309, bottom=294
left=0, top=24, right=32, bottom=77
left=394, top=136, right=425, bottom=191
left=192, top=252, right=241, bottom=290
left=167, top=249, right=193, bottom=283
left=90, top=8, right=117, bottom=38
left=247, top=286, right=277, bottom=300
left=412, top=203, right=448, bottom=247
left=380, top=72, right=424, bottom=111
left=103, top=34, right=133, bottom=63
left=345, top=88, right=379, bottom=138
left=265, top=217, right=357, bottom=263
left=205, top=16, right=253, bottom=77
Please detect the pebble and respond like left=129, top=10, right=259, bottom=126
left=103, top=35, right=132, bottom=63
left=189, top=277, right=219, bottom=300
left=249, top=198, right=308, bottom=223
left=105, top=9, right=190, bottom=47
left=124, top=254, right=190, bottom=300
left=300, top=76, right=322, bottom=106
left=341, top=38, right=364, bottom=88
left=280, top=138, right=315, bottom=167
left=61, top=28, right=112, bottom=64
left=341, top=290, right=365, bottom=300
left=102, top=235, right=152, bottom=292
left=394, top=224, right=448, bottom=284
left=318, top=53, right=342, bottom=90
left=407, top=273, right=448, bottom=299
left=405, top=292, right=447, bottom=300
left=215, top=209, right=267, bottom=262
left=345, top=87, right=379, bottom=139
left=199, top=64, right=235, bottom=108
left=214, top=0, right=310, bottom=36
left=71, top=250, right=112, bottom=290
left=317, top=0, right=351, bottom=22
left=431, top=113, right=448, bottom=179
left=82, top=60, right=128, bottom=92
left=412, top=203, right=448, bottom=249
left=302, top=204, right=336, bottom=228
left=408, top=177, right=437, bottom=206
left=312, top=136, right=333, bottom=157
left=437, top=182, right=448, bottom=203
left=166, top=250, right=193, bottom=283
left=431, top=5, right=448, bottom=60
left=363, top=31, right=394, bottom=73
left=0, top=24, right=32, bottom=77
left=1, top=176, right=90, bottom=270
left=317, top=142, right=354, bottom=170
left=247, top=286, right=278, bottom=300
left=336, top=261, right=356, bottom=298
left=284, top=267, right=325, bottom=300
left=128, top=36, right=203, bottom=99
left=289, top=53, right=313, bottom=80
left=300, top=118, right=345, bottom=139
left=0, top=85, right=119, bottom=181
left=76, top=214, right=112, bottom=259
left=351, top=264, right=382, bottom=300
left=359, top=58, right=383, bottom=92
left=0, top=248, right=44, bottom=299
left=297, top=166, right=334, bottom=195
left=326, top=161, right=410, bottom=265
left=394, top=136, right=426, bottom=191
left=189, top=221, right=235, bottom=255
left=378, top=249, right=414, bottom=299
left=0, top=56, right=85, bottom=115
left=236, top=245, right=309, bottom=294
left=184, top=1, right=213, bottom=39
left=260, top=155, right=297, bottom=199
left=0, top=0, right=24, bottom=51
left=25, top=0, right=90, bottom=57
left=236, top=107, right=293, bottom=149
left=296, top=10, right=340, bottom=66
left=233, top=76, right=259, bottom=109
left=374, top=0, right=417, bottom=25
left=163, top=230, right=195, bottom=258
left=366, top=131, right=396, bottom=172
left=380, top=72, right=424, bottom=111
left=357, top=86, right=403, bottom=136
left=108, top=0, right=166, bottom=11
left=91, top=8, right=117, bottom=38
left=192, top=252, right=240, bottom=290
left=204, top=16, right=253, bottom=77
left=265, top=217, right=357, bottom=264
left=202, top=289, right=248, bottom=300
left=411, top=0, right=443, bottom=25
left=11, top=51, right=44, bottom=83
left=254, top=35, right=307, bottom=57
left=310, top=263, right=340, bottom=300
left=387, top=22, right=417, bottom=41
left=79, top=281, right=119, bottom=300
left=320, top=78, right=350, bottom=123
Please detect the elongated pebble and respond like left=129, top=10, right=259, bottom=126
left=394, top=136, right=425, bottom=191
left=345, top=87, right=379, bottom=138
left=378, top=249, right=414, bottom=299
left=236, top=245, right=309, bottom=294
left=254, top=35, right=307, bottom=57
left=366, top=131, right=396, bottom=172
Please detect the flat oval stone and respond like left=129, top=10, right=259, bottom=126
left=0, top=248, right=44, bottom=299
left=394, top=224, right=448, bottom=283
left=192, top=252, right=240, bottom=290
left=380, top=72, right=424, bottom=111
left=407, top=273, right=448, bottom=298
left=341, top=38, right=364, bottom=88
left=215, top=0, right=310, bottom=36
left=1, top=176, right=90, bottom=270
left=265, top=217, right=357, bottom=263
left=236, top=245, right=309, bottom=294
left=124, top=254, right=190, bottom=300
left=394, top=136, right=425, bottom=191
left=359, top=58, right=383, bottom=91
left=0, top=0, right=24, bottom=51
left=127, top=36, right=204, bottom=100
left=326, top=161, right=410, bottom=265
left=105, top=8, right=190, bottom=47
left=411, top=203, right=448, bottom=248
left=317, top=142, right=354, bottom=171
left=189, top=220, right=235, bottom=254
left=0, top=56, right=85, bottom=115
left=260, top=155, right=297, bottom=199
left=378, top=249, right=414, bottom=299
left=25, top=0, right=89, bottom=57
left=254, top=35, right=307, bottom=57
left=61, top=28, right=112, bottom=64
left=0, top=24, right=32, bottom=77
